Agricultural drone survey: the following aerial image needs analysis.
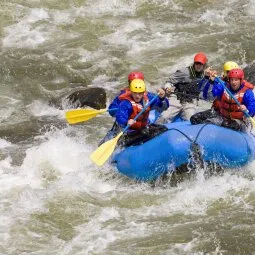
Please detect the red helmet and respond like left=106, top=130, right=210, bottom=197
left=128, top=71, right=144, bottom=82
left=228, top=68, right=244, bottom=80
left=194, top=52, right=207, bottom=65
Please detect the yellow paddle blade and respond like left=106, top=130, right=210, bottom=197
left=65, top=109, right=108, bottom=124
left=90, top=132, right=124, bottom=166
left=249, top=116, right=255, bottom=128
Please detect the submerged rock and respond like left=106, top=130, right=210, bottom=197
left=66, top=87, right=107, bottom=110
left=51, top=87, right=107, bottom=110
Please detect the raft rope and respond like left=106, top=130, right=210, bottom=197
left=167, top=123, right=209, bottom=144
left=168, top=124, right=209, bottom=170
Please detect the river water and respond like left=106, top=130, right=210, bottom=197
left=1, top=0, right=255, bottom=254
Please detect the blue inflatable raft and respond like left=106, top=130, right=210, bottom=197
left=112, top=121, right=255, bottom=181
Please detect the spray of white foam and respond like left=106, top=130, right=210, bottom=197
left=78, top=49, right=99, bottom=63
left=244, top=0, right=255, bottom=16
left=100, top=18, right=183, bottom=61
left=3, top=8, right=49, bottom=48
left=63, top=205, right=149, bottom=254
left=101, top=19, right=146, bottom=46
left=121, top=170, right=255, bottom=220
left=0, top=96, right=22, bottom=122
left=0, top=126, right=115, bottom=201
left=2, top=0, right=142, bottom=49
left=2, top=6, right=81, bottom=49
left=1, top=126, right=254, bottom=254
left=51, top=9, right=76, bottom=25
left=0, top=139, right=12, bottom=149
left=161, top=54, right=194, bottom=76
left=0, top=125, right=119, bottom=249
left=27, top=100, right=63, bottom=118
left=75, top=0, right=136, bottom=16
left=198, top=10, right=228, bottom=26
left=89, top=77, right=120, bottom=93
left=50, top=162, right=255, bottom=254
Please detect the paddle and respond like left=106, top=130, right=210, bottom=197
left=65, top=108, right=117, bottom=124
left=215, top=77, right=255, bottom=127
left=90, top=94, right=159, bottom=166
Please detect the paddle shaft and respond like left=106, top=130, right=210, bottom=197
left=108, top=108, right=118, bottom=112
left=215, top=77, right=252, bottom=119
left=123, top=94, right=159, bottom=133
left=89, top=94, right=160, bottom=166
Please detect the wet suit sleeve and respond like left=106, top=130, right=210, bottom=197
left=115, top=100, right=133, bottom=128
left=198, top=77, right=214, bottom=101
left=212, top=79, right=224, bottom=97
left=243, top=90, right=255, bottom=117
left=148, top=92, right=169, bottom=112
left=108, top=90, right=126, bottom=117
left=166, top=67, right=191, bottom=87
left=108, top=95, right=121, bottom=117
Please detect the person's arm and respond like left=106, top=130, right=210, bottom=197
left=108, top=96, right=121, bottom=117
left=243, top=89, right=255, bottom=117
left=148, top=91, right=169, bottom=112
left=166, top=67, right=191, bottom=86
left=198, top=78, right=215, bottom=101
left=108, top=92, right=123, bottom=117
left=108, top=89, right=127, bottom=117
left=212, top=79, right=224, bottom=97
left=115, top=100, right=133, bottom=128
left=164, top=67, right=191, bottom=96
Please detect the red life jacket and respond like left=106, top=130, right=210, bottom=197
left=243, top=80, right=254, bottom=89
left=212, top=99, right=221, bottom=112
left=212, top=77, right=224, bottom=112
left=219, top=84, right=249, bottom=119
left=213, top=80, right=254, bottom=112
left=119, top=91, right=150, bottom=130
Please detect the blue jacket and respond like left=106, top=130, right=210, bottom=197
left=108, top=89, right=127, bottom=117
left=116, top=92, right=169, bottom=128
left=212, top=80, right=255, bottom=117
left=198, top=77, right=215, bottom=101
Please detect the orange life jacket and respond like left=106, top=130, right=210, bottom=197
left=212, top=77, right=224, bottom=112
left=243, top=80, right=254, bottom=89
left=212, top=99, right=221, bottom=112
left=212, top=80, right=254, bottom=112
left=119, top=91, right=150, bottom=130
left=219, top=84, right=249, bottom=119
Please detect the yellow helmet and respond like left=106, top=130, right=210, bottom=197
left=130, top=79, right=146, bottom=93
left=223, top=61, right=239, bottom=77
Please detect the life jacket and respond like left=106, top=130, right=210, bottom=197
left=212, top=77, right=224, bottom=112
left=212, top=98, right=221, bottom=112
left=219, top=84, right=249, bottom=120
left=189, top=65, right=205, bottom=79
left=213, top=79, right=254, bottom=112
left=243, top=80, right=254, bottom=89
left=119, top=91, right=150, bottom=130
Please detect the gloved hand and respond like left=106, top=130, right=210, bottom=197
left=205, top=67, right=218, bottom=81
left=127, top=119, right=136, bottom=126
left=164, top=82, right=175, bottom=97
left=157, top=88, right=166, bottom=98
